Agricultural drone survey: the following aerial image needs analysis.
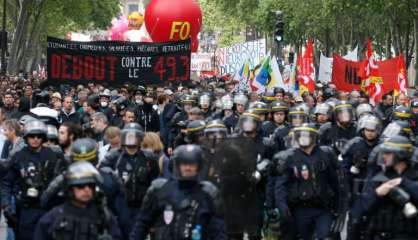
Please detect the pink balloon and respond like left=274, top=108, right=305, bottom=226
left=109, top=16, right=129, bottom=41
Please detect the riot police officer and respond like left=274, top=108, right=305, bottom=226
left=1, top=120, right=64, bottom=239
left=185, top=120, right=206, bottom=145
left=100, top=126, right=160, bottom=230
left=129, top=144, right=226, bottom=240
left=168, top=95, right=196, bottom=152
left=313, top=103, right=332, bottom=128
left=34, top=161, right=122, bottom=240
left=274, top=123, right=348, bottom=239
left=199, top=93, right=213, bottom=119
left=262, top=100, right=289, bottom=137
left=319, top=101, right=357, bottom=154
left=349, top=136, right=418, bottom=239
left=42, top=138, right=131, bottom=238
left=233, top=93, right=248, bottom=116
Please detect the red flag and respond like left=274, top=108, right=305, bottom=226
left=394, top=56, right=408, bottom=96
left=358, top=39, right=384, bottom=105
left=332, top=55, right=401, bottom=94
left=297, top=40, right=315, bottom=95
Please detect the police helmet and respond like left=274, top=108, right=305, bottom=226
left=99, top=89, right=111, bottom=98
left=181, top=94, right=196, bottom=105
left=123, top=122, right=144, bottom=132
left=237, top=109, right=261, bottom=134
left=172, top=144, right=203, bottom=181
left=270, top=100, right=289, bottom=113
left=87, top=94, right=100, bottom=110
left=334, top=101, right=354, bottom=124
left=112, top=96, right=130, bottom=112
left=199, top=94, right=211, bottom=109
left=121, top=128, right=144, bottom=147
left=234, top=94, right=248, bottom=106
left=204, top=119, right=228, bottom=139
left=288, top=106, right=308, bottom=127
left=249, top=101, right=269, bottom=115
left=379, top=135, right=414, bottom=167
left=382, top=120, right=412, bottom=139
left=24, top=120, right=47, bottom=141
left=185, top=120, right=206, bottom=144
left=393, top=106, right=413, bottom=121
left=46, top=125, right=58, bottom=142
left=65, top=161, right=102, bottom=188
left=356, top=103, right=373, bottom=119
left=293, top=123, right=318, bottom=148
left=71, top=138, right=98, bottom=164
left=357, top=114, right=382, bottom=134
left=314, top=103, right=332, bottom=116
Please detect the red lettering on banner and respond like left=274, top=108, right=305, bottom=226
left=51, top=54, right=61, bottom=78
left=95, top=57, right=105, bottom=81
left=84, top=56, right=94, bottom=80
left=106, top=56, right=118, bottom=81
left=61, top=55, right=71, bottom=79
left=72, top=56, right=82, bottom=80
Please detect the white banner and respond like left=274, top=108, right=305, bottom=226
left=215, top=39, right=266, bottom=76
left=191, top=53, right=213, bottom=72
left=318, top=46, right=358, bottom=83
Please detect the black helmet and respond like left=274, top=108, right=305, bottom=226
left=121, top=128, right=144, bottom=147
left=261, top=92, right=277, bottom=104
left=204, top=119, right=228, bottom=139
left=135, top=85, right=146, bottom=95
left=393, top=106, right=412, bottom=121
left=379, top=135, right=414, bottom=167
left=293, top=123, right=318, bottom=148
left=185, top=120, right=206, bottom=144
left=113, top=96, right=130, bottom=112
left=181, top=95, right=196, bottom=105
left=87, top=94, right=100, bottom=110
left=357, top=115, right=382, bottom=134
left=237, top=110, right=262, bottom=134
left=270, top=100, right=289, bottom=113
left=334, top=101, right=353, bottom=124
left=65, top=161, right=101, bottom=188
left=323, top=87, right=337, bottom=100
left=288, top=106, right=308, bottom=127
left=273, top=87, right=285, bottom=96
left=172, top=144, right=203, bottom=181
left=71, top=138, right=98, bottom=164
left=24, top=120, right=47, bottom=141
left=46, top=124, right=58, bottom=141
left=249, top=101, right=269, bottom=115
left=411, top=99, right=418, bottom=109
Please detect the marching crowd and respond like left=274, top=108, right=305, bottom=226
left=0, top=72, right=417, bottom=239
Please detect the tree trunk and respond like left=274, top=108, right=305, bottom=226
left=414, top=18, right=418, bottom=87
left=7, top=0, right=31, bottom=74
left=386, top=29, right=392, bottom=59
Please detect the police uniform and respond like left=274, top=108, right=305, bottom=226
left=129, top=145, right=226, bottom=240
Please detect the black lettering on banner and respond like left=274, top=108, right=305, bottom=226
left=47, top=37, right=191, bottom=86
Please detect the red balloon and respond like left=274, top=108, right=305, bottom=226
left=145, top=0, right=202, bottom=43
left=191, top=37, right=199, bottom=52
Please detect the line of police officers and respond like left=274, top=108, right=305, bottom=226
left=1, top=87, right=418, bottom=240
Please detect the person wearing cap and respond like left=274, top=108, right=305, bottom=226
left=273, top=123, right=347, bottom=239
left=99, top=89, right=114, bottom=120
left=1, top=120, right=64, bottom=239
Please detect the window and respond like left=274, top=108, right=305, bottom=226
left=128, top=4, right=139, bottom=14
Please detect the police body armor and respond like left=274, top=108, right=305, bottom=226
left=146, top=179, right=217, bottom=240
left=280, top=146, right=337, bottom=209
left=319, top=122, right=357, bottom=154
left=105, top=149, right=158, bottom=208
left=367, top=171, right=418, bottom=238
left=16, top=147, right=58, bottom=205
left=51, top=202, right=111, bottom=240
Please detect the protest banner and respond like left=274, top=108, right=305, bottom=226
left=215, top=39, right=266, bottom=76
left=47, top=37, right=191, bottom=85
left=191, top=53, right=213, bottom=71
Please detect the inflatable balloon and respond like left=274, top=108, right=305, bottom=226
left=145, top=0, right=202, bottom=43
left=128, top=12, right=144, bottom=30
left=109, top=17, right=128, bottom=41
